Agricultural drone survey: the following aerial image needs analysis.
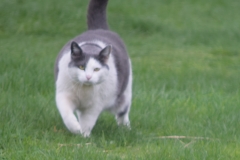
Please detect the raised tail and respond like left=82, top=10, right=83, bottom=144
left=87, top=0, right=109, bottom=30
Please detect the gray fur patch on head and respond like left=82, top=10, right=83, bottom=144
left=68, top=41, right=110, bottom=69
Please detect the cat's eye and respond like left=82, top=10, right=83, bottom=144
left=79, top=66, right=85, bottom=70
left=94, top=68, right=100, bottom=72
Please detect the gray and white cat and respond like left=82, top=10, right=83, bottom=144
left=54, top=0, right=132, bottom=137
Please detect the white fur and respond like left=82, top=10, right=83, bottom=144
left=55, top=43, right=132, bottom=137
left=79, top=40, right=107, bottom=49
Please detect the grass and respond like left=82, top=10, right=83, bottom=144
left=1, top=0, right=240, bottom=159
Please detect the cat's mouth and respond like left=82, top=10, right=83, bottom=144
left=82, top=80, right=102, bottom=86
left=83, top=81, right=93, bottom=85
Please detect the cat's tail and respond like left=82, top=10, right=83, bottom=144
left=87, top=0, right=109, bottom=30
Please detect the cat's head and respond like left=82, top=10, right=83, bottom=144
left=68, top=41, right=112, bottom=85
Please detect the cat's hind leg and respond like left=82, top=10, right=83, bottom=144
left=115, top=105, right=131, bottom=128
left=56, top=92, right=82, bottom=134
left=116, top=71, right=132, bottom=128
left=115, top=63, right=132, bottom=129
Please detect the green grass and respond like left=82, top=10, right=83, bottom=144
left=1, top=0, right=240, bottom=159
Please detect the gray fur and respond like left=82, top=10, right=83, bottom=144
left=69, top=42, right=110, bottom=70
left=54, top=0, right=130, bottom=106
left=118, top=105, right=129, bottom=117
left=87, top=0, right=109, bottom=30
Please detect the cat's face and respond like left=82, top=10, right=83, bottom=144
left=75, top=58, right=107, bottom=85
left=68, top=41, right=111, bottom=85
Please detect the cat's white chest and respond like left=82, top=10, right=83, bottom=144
left=75, top=85, right=95, bottom=108
left=74, top=81, right=117, bottom=110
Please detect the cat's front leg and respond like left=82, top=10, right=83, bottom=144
left=56, top=92, right=82, bottom=134
left=78, top=108, right=101, bottom=137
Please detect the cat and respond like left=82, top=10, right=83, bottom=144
left=54, top=0, right=132, bottom=137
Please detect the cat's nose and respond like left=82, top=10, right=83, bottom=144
left=86, top=75, right=92, bottom=80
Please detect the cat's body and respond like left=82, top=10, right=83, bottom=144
left=54, top=0, right=132, bottom=137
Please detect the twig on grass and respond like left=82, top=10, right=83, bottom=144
left=182, top=140, right=196, bottom=148
left=152, top=135, right=219, bottom=148
left=156, top=136, right=217, bottom=140
left=58, top=143, right=92, bottom=148
left=58, top=143, right=82, bottom=147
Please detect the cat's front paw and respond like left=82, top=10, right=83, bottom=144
left=82, top=131, right=91, bottom=138
left=70, top=128, right=82, bottom=134
left=66, top=123, right=82, bottom=134
left=82, top=128, right=91, bottom=138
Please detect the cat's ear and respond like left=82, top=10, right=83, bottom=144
left=71, top=41, right=83, bottom=59
left=99, top=45, right=112, bottom=63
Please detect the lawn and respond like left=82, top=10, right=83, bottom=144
left=1, top=0, right=240, bottom=159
